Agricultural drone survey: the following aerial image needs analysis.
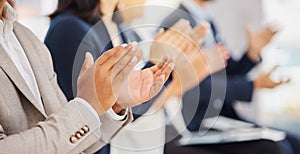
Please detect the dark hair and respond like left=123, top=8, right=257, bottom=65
left=50, top=0, right=103, bottom=25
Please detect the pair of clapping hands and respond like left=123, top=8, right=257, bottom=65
left=150, top=19, right=289, bottom=96
left=150, top=19, right=230, bottom=96
left=77, top=43, right=174, bottom=115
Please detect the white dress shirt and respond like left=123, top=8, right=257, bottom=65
left=0, top=4, right=45, bottom=113
left=0, top=3, right=126, bottom=121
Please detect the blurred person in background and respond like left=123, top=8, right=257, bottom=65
left=160, top=0, right=299, bottom=154
left=45, top=0, right=228, bottom=153
left=110, top=2, right=229, bottom=153
left=0, top=1, right=175, bottom=153
left=161, top=0, right=288, bottom=131
left=45, top=0, right=154, bottom=153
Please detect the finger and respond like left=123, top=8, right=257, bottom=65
left=218, top=45, right=230, bottom=60
left=245, top=25, right=253, bottom=38
left=180, top=39, right=191, bottom=52
left=190, top=22, right=210, bottom=44
left=183, top=43, right=195, bottom=55
left=96, top=45, right=129, bottom=66
left=285, top=78, right=291, bottom=84
left=154, top=28, right=166, bottom=40
left=172, top=19, right=191, bottom=34
left=79, top=52, right=94, bottom=75
left=264, top=25, right=278, bottom=36
left=161, top=62, right=174, bottom=82
left=113, top=47, right=142, bottom=84
left=113, top=56, right=140, bottom=93
left=274, top=80, right=284, bottom=88
left=150, top=56, right=168, bottom=74
left=154, top=56, right=174, bottom=81
left=161, top=29, right=182, bottom=45
left=159, top=29, right=173, bottom=41
left=112, top=42, right=143, bottom=76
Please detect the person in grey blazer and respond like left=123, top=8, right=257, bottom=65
left=0, top=2, right=173, bottom=153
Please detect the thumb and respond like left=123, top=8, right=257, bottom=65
left=79, top=52, right=94, bottom=76
left=246, top=25, right=254, bottom=39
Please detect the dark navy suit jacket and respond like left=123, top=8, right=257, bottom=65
left=161, top=5, right=260, bottom=131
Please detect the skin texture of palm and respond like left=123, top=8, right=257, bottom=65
left=118, top=57, right=174, bottom=107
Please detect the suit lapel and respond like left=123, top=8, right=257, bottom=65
left=0, top=44, right=47, bottom=117
left=13, top=22, right=62, bottom=116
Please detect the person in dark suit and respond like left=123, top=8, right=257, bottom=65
left=160, top=1, right=299, bottom=154
left=160, top=0, right=285, bottom=131
left=44, top=0, right=172, bottom=153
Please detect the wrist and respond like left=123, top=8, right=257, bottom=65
left=112, top=103, right=126, bottom=115
left=254, top=78, right=262, bottom=89
left=247, top=48, right=261, bottom=62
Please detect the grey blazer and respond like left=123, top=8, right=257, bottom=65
left=0, top=21, right=132, bottom=154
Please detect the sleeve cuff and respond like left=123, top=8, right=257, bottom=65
left=107, top=107, right=129, bottom=121
left=74, top=97, right=101, bottom=124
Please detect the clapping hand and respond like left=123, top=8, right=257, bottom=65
left=117, top=55, right=174, bottom=107
left=170, top=43, right=229, bottom=96
left=247, top=24, right=279, bottom=61
left=254, top=66, right=290, bottom=89
left=150, top=19, right=210, bottom=63
left=77, top=43, right=142, bottom=115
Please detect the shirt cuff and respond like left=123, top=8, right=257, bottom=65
left=74, top=97, right=100, bottom=123
left=107, top=107, right=128, bottom=121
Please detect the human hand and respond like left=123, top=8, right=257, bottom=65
left=201, top=44, right=230, bottom=74
left=254, top=66, right=290, bottom=89
left=189, top=22, right=210, bottom=46
left=247, top=25, right=279, bottom=61
left=117, top=56, right=174, bottom=107
left=170, top=44, right=229, bottom=96
left=76, top=43, right=142, bottom=116
left=150, top=19, right=192, bottom=63
left=150, top=20, right=210, bottom=64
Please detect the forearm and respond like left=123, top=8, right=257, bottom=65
left=226, top=53, right=260, bottom=75
left=0, top=100, right=102, bottom=153
left=225, top=77, right=255, bottom=102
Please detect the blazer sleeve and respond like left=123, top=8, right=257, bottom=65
left=226, top=53, right=261, bottom=76
left=0, top=99, right=133, bottom=154
left=0, top=22, right=133, bottom=153
left=225, top=76, right=255, bottom=103
left=0, top=100, right=102, bottom=153
left=199, top=74, right=254, bottom=105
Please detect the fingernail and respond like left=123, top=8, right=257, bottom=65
left=131, top=45, right=137, bottom=51
left=121, top=44, right=128, bottom=47
left=130, top=42, right=138, bottom=51
left=130, top=56, right=138, bottom=64
left=130, top=41, right=138, bottom=45
left=85, top=52, right=91, bottom=60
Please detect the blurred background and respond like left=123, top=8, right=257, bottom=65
left=14, top=0, right=300, bottom=136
